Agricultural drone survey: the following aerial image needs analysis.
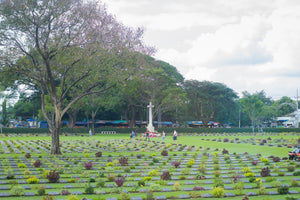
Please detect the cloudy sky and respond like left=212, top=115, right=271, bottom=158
left=101, top=0, right=300, bottom=99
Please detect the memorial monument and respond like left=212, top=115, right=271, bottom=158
left=147, top=102, right=155, bottom=132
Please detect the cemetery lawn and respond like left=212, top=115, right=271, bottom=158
left=0, top=133, right=299, bottom=199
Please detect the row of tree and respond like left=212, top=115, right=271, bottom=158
left=0, top=0, right=297, bottom=154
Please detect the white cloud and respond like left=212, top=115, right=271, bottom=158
left=101, top=0, right=300, bottom=99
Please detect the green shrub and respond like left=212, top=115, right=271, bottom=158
left=120, top=191, right=130, bottom=200
left=85, top=183, right=94, bottom=194
left=10, top=185, right=25, bottom=196
left=212, top=187, right=224, bottom=198
left=148, top=170, right=159, bottom=176
left=244, top=172, right=255, bottom=177
left=173, top=182, right=181, bottom=191
left=96, top=179, right=106, bottom=188
left=37, top=185, right=46, bottom=195
left=17, top=163, right=27, bottom=168
left=293, top=171, right=300, bottom=176
left=149, top=184, right=161, bottom=192
left=143, top=176, right=152, bottom=181
left=287, top=165, right=295, bottom=172
left=277, top=185, right=289, bottom=194
left=123, top=167, right=131, bottom=173
left=66, top=195, right=80, bottom=200
left=137, top=180, right=145, bottom=186
left=27, top=176, right=39, bottom=184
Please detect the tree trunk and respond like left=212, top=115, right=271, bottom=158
left=50, top=107, right=62, bottom=155
left=91, top=111, right=96, bottom=135
left=67, top=110, right=78, bottom=128
left=51, top=126, right=61, bottom=155
left=129, top=106, right=136, bottom=128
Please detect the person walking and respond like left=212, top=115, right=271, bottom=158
left=162, top=131, right=166, bottom=141
left=173, top=130, right=178, bottom=144
left=89, top=129, right=92, bottom=136
left=145, top=130, right=150, bottom=142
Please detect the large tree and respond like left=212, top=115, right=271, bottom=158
left=240, top=91, right=265, bottom=133
left=0, top=0, right=152, bottom=154
left=183, top=80, right=238, bottom=127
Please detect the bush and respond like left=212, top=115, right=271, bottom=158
left=273, top=157, right=280, bottom=162
left=252, top=160, right=258, bottom=165
left=33, top=160, right=42, bottom=168
left=95, top=151, right=102, bottom=157
left=212, top=187, right=225, bottom=198
left=17, top=163, right=27, bottom=168
left=222, top=148, right=229, bottom=154
left=287, top=165, right=295, bottom=172
left=37, top=186, right=46, bottom=195
left=143, top=176, right=152, bottom=182
left=115, top=175, right=125, bottom=187
left=123, top=167, right=131, bottom=173
left=148, top=170, right=159, bottom=176
left=214, top=179, right=224, bottom=188
left=85, top=183, right=95, bottom=194
left=149, top=183, right=161, bottom=192
left=161, top=150, right=168, bottom=156
left=171, top=160, right=181, bottom=168
left=291, top=179, right=299, bottom=187
left=119, top=156, right=128, bottom=166
left=25, top=153, right=31, bottom=158
left=137, top=180, right=145, bottom=186
left=120, top=191, right=131, bottom=200
left=96, top=179, right=105, bottom=188
left=173, top=182, right=181, bottom=191
left=106, top=174, right=115, bottom=182
left=61, top=190, right=71, bottom=195
left=27, top=176, right=39, bottom=184
left=260, top=167, right=270, bottom=177
left=193, top=186, right=204, bottom=191
left=277, top=185, right=289, bottom=194
left=293, top=171, right=300, bottom=176
left=47, top=170, right=60, bottom=183
left=84, top=162, right=93, bottom=170
left=160, top=171, right=171, bottom=180
left=244, top=172, right=255, bottom=177
left=10, top=185, right=25, bottom=196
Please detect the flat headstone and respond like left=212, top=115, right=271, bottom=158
left=225, top=193, right=235, bottom=197
left=155, top=196, right=167, bottom=200
left=178, top=194, right=190, bottom=199
left=185, top=181, right=194, bottom=185
left=202, top=193, right=213, bottom=198
left=223, top=180, right=231, bottom=184
left=182, top=188, right=192, bottom=191
left=288, top=190, right=299, bottom=194
left=162, top=188, right=172, bottom=192
left=204, top=181, right=213, bottom=184
left=106, top=198, right=118, bottom=200
left=246, top=192, right=257, bottom=196
left=244, top=185, right=253, bottom=189
left=203, top=187, right=212, bottom=190
left=24, top=192, right=35, bottom=196
left=0, top=193, right=9, bottom=197
left=267, top=191, right=278, bottom=195
left=22, top=186, right=31, bottom=189
left=131, top=197, right=143, bottom=200
left=48, top=191, right=59, bottom=195
left=224, top=186, right=233, bottom=190
left=167, top=182, right=175, bottom=185
left=0, top=186, right=8, bottom=190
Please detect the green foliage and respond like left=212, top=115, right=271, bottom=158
left=37, top=185, right=46, bottom=196
left=137, top=180, right=145, bottom=186
left=211, top=187, right=225, bottom=198
left=149, top=184, right=161, bottom=192
left=96, top=179, right=106, bottom=188
left=85, top=183, right=95, bottom=194
left=17, top=163, right=27, bottom=168
left=143, top=177, right=153, bottom=182
left=173, top=182, right=181, bottom=191
left=27, top=176, right=39, bottom=184
left=148, top=170, right=159, bottom=177
left=120, top=191, right=131, bottom=200
left=10, top=185, right=25, bottom=196
left=277, top=185, right=289, bottom=194
left=66, top=195, right=80, bottom=200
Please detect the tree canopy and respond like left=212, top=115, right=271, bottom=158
left=0, top=0, right=152, bottom=154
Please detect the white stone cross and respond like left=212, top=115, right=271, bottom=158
left=147, top=102, right=155, bottom=132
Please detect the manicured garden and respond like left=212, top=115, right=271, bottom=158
left=0, top=132, right=299, bottom=200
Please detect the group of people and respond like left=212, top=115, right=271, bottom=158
left=131, top=129, right=178, bottom=143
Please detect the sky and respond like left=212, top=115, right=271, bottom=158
left=101, top=0, right=300, bottom=100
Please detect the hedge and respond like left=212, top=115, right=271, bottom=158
left=2, top=127, right=300, bottom=134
